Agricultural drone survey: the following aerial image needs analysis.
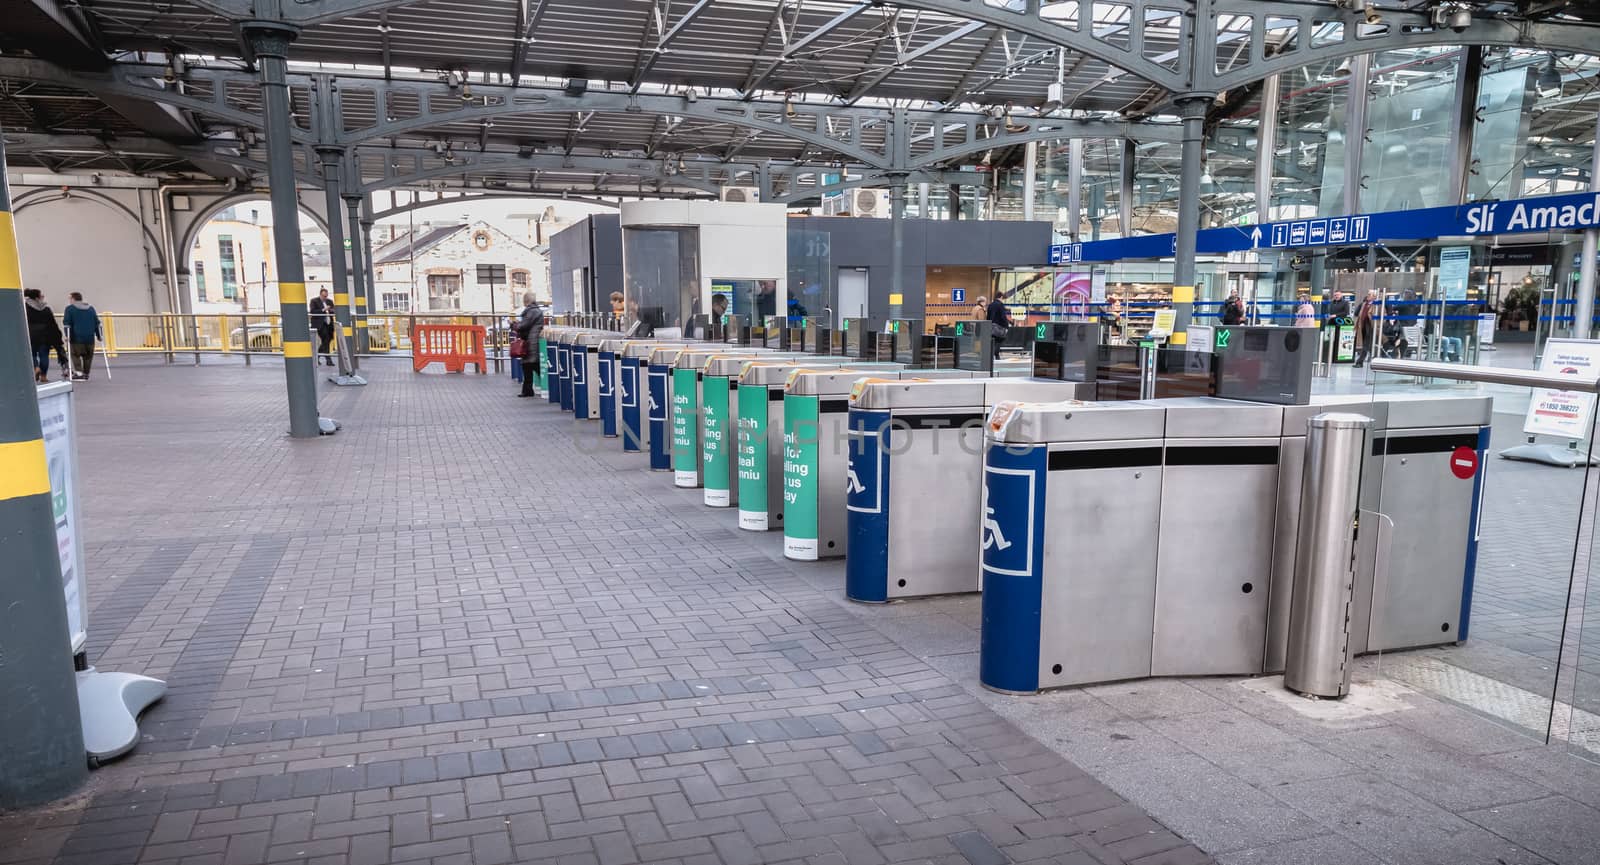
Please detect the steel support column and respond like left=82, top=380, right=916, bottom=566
left=1022, top=141, right=1038, bottom=222
left=1575, top=109, right=1600, bottom=341
left=360, top=196, right=379, bottom=337
left=1255, top=75, right=1281, bottom=225
left=1119, top=139, right=1135, bottom=237
left=889, top=181, right=907, bottom=310
left=1066, top=138, right=1084, bottom=242
left=245, top=20, right=321, bottom=437
left=1172, top=96, right=1211, bottom=343
left=344, top=194, right=369, bottom=354
left=1447, top=46, right=1484, bottom=207
left=917, top=182, right=929, bottom=219
left=1343, top=54, right=1371, bottom=216
left=0, top=126, right=87, bottom=808
left=316, top=147, right=354, bottom=370
left=948, top=185, right=960, bottom=220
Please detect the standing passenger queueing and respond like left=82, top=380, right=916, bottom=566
left=985, top=296, right=1013, bottom=358
left=515, top=292, right=546, bottom=398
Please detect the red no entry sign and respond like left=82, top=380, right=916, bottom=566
left=1450, top=446, right=1478, bottom=480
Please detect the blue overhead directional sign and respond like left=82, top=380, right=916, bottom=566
left=1046, top=191, right=1600, bottom=265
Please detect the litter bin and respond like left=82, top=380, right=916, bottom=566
left=845, top=377, right=1095, bottom=603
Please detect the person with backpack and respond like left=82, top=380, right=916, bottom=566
left=24, top=288, right=66, bottom=383
left=62, top=291, right=102, bottom=380
left=1220, top=289, right=1245, bottom=325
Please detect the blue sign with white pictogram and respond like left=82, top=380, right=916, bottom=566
left=981, top=465, right=1036, bottom=578
left=951, top=288, right=966, bottom=304
left=845, top=410, right=892, bottom=603
left=979, top=442, right=1048, bottom=694
left=845, top=416, right=886, bottom=515
left=1051, top=191, right=1600, bottom=264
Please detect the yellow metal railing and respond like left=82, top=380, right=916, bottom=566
left=87, top=312, right=523, bottom=360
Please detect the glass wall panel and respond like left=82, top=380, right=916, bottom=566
left=1203, top=89, right=1261, bottom=229
left=1270, top=62, right=1350, bottom=220
left=1362, top=47, right=1461, bottom=212
left=1471, top=49, right=1600, bottom=200
left=1083, top=139, right=1125, bottom=240
left=1132, top=139, right=1181, bottom=234
left=786, top=228, right=831, bottom=324
left=622, top=227, right=698, bottom=336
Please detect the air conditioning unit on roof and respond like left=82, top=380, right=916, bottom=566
left=825, top=188, right=891, bottom=217
left=720, top=186, right=760, bottom=203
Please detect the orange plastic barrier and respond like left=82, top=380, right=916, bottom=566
left=412, top=324, right=488, bottom=374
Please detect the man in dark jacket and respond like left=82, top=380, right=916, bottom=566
left=24, top=288, right=65, bottom=383
left=515, top=292, right=546, bottom=398
left=986, top=297, right=1013, bottom=358
left=1220, top=290, right=1245, bottom=325
left=308, top=288, right=337, bottom=366
left=62, top=292, right=102, bottom=380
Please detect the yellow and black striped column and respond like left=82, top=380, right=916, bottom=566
left=246, top=20, right=321, bottom=436
left=0, top=126, right=88, bottom=807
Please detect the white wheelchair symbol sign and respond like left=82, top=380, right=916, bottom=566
left=981, top=484, right=1011, bottom=551
left=846, top=467, right=866, bottom=495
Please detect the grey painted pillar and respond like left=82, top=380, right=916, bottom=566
left=315, top=147, right=354, bottom=369
left=1172, top=96, right=1211, bottom=341
left=1066, top=138, right=1084, bottom=242
left=889, top=181, right=907, bottom=310
left=360, top=196, right=379, bottom=327
left=948, top=184, right=960, bottom=220
left=1022, top=141, right=1039, bottom=222
left=1575, top=109, right=1600, bottom=340
left=1119, top=139, right=1135, bottom=237
left=1255, top=75, right=1281, bottom=225
left=917, top=182, right=930, bottom=219
left=246, top=20, right=321, bottom=437
left=0, top=126, right=87, bottom=808
left=344, top=194, right=369, bottom=355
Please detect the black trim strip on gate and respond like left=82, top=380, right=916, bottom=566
left=1372, top=433, right=1479, bottom=456
left=1165, top=445, right=1280, bottom=466
left=1049, top=447, right=1163, bottom=471
left=769, top=389, right=785, bottom=402
left=895, top=412, right=987, bottom=430
left=820, top=399, right=851, bottom=413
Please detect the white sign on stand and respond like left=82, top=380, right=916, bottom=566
left=36, top=383, right=87, bottom=654
left=1478, top=313, right=1497, bottom=347
left=1524, top=338, right=1600, bottom=440
left=1187, top=325, right=1214, bottom=354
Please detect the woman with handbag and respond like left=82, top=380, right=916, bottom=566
left=514, top=292, right=545, bottom=398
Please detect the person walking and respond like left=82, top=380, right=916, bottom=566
left=1292, top=292, right=1317, bottom=328
left=24, top=288, right=65, bottom=383
left=515, top=292, right=546, bottom=398
left=1353, top=289, right=1377, bottom=367
left=61, top=291, right=102, bottom=380
left=970, top=295, right=988, bottom=320
left=308, top=288, right=337, bottom=365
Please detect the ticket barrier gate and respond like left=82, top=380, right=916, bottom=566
left=735, top=360, right=849, bottom=531
left=840, top=317, right=887, bottom=361
left=978, top=391, right=1492, bottom=693
left=599, top=339, right=653, bottom=438
left=544, top=329, right=562, bottom=405
left=701, top=354, right=814, bottom=508
left=620, top=342, right=682, bottom=453
left=844, top=377, right=1097, bottom=603
left=672, top=347, right=766, bottom=488
left=781, top=367, right=978, bottom=561
left=1263, top=393, right=1493, bottom=671
left=572, top=332, right=605, bottom=421
left=646, top=346, right=686, bottom=471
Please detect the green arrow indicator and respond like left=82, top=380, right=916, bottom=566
left=1036, top=323, right=1047, bottom=340
left=955, top=322, right=965, bottom=336
left=1215, top=328, right=1232, bottom=349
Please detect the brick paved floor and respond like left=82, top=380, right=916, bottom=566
left=0, top=361, right=1208, bottom=865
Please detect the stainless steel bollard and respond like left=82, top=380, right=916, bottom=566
left=1284, top=412, right=1372, bottom=699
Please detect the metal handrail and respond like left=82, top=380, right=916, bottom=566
left=1369, top=358, right=1600, bottom=394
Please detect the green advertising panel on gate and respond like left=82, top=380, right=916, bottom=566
left=782, top=393, right=820, bottom=560
left=736, top=384, right=767, bottom=527
left=702, top=376, right=732, bottom=506
left=671, top=368, right=699, bottom=485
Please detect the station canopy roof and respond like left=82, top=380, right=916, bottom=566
left=2, top=0, right=1599, bottom=201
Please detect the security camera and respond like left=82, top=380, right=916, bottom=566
left=1448, top=8, right=1472, bottom=31
left=1364, top=5, right=1383, bottom=25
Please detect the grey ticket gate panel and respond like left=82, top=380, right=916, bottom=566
left=621, top=342, right=679, bottom=455
left=573, top=332, right=606, bottom=421
left=702, top=353, right=810, bottom=508
left=599, top=338, right=651, bottom=439
left=1145, top=397, right=1285, bottom=677
left=671, top=347, right=764, bottom=488
left=980, top=401, right=1168, bottom=692
left=782, top=368, right=912, bottom=561
left=993, top=358, right=1034, bottom=378
left=736, top=360, right=849, bottom=531
left=846, top=378, right=1096, bottom=603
